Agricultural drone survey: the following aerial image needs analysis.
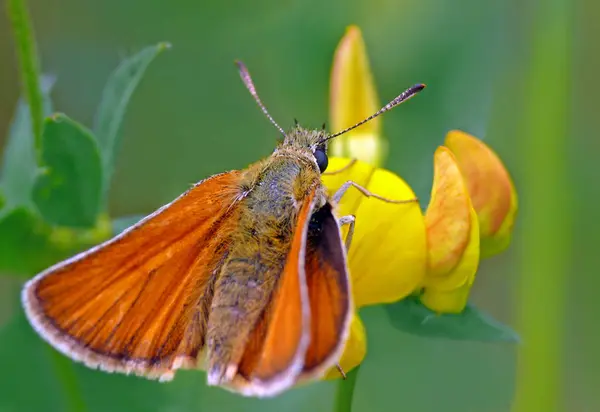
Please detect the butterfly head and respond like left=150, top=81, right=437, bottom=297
left=279, top=124, right=329, bottom=173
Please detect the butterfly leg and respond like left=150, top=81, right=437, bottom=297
left=336, top=363, right=347, bottom=379
left=322, top=158, right=357, bottom=175
left=332, top=180, right=418, bottom=204
left=338, top=214, right=355, bottom=252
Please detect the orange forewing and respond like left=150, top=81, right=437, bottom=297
left=22, top=171, right=242, bottom=381
left=235, top=188, right=315, bottom=395
left=302, top=202, right=351, bottom=377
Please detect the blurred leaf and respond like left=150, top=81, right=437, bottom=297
left=6, top=0, right=44, bottom=162
left=111, top=214, right=145, bottom=235
left=0, top=210, right=111, bottom=278
left=33, top=114, right=103, bottom=228
left=386, top=295, right=520, bottom=343
left=93, top=42, right=171, bottom=197
left=0, top=207, right=57, bottom=276
left=0, top=75, right=55, bottom=212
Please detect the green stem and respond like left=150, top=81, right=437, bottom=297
left=334, top=365, right=360, bottom=412
left=512, top=0, right=572, bottom=411
left=6, top=0, right=44, bottom=165
left=47, top=348, right=87, bottom=412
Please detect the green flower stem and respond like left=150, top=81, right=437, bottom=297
left=47, top=348, right=86, bottom=412
left=6, top=0, right=44, bottom=165
left=512, top=0, right=572, bottom=411
left=333, top=365, right=360, bottom=412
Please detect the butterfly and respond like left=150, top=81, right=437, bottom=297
left=22, top=61, right=424, bottom=397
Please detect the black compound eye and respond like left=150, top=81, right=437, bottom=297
left=314, top=149, right=328, bottom=173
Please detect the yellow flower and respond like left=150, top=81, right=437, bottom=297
left=322, top=25, right=429, bottom=379
left=420, top=131, right=518, bottom=312
left=321, top=25, right=518, bottom=377
left=321, top=158, right=427, bottom=378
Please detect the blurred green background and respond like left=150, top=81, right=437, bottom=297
left=0, top=0, right=596, bottom=411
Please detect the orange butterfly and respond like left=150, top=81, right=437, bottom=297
left=22, top=61, right=424, bottom=397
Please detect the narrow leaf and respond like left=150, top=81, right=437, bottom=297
left=93, top=42, right=171, bottom=196
left=33, top=114, right=103, bottom=228
left=1, top=75, right=55, bottom=212
left=6, top=0, right=44, bottom=163
left=386, top=295, right=520, bottom=343
left=111, top=214, right=145, bottom=235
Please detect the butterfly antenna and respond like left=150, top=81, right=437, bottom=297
left=236, top=61, right=286, bottom=137
left=320, top=83, right=426, bottom=143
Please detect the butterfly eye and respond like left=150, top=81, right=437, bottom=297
left=314, top=149, right=328, bottom=173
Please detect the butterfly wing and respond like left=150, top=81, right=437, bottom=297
left=233, top=192, right=352, bottom=396
left=301, top=202, right=352, bottom=378
left=22, top=171, right=243, bottom=381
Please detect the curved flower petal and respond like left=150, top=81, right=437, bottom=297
left=421, top=206, right=480, bottom=313
left=324, top=313, right=366, bottom=379
left=444, top=130, right=518, bottom=258
left=424, top=147, right=472, bottom=287
left=329, top=25, right=385, bottom=166
left=322, top=157, right=375, bottom=218
left=322, top=158, right=426, bottom=307
left=345, top=170, right=425, bottom=307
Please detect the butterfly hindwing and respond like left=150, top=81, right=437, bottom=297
left=233, top=193, right=352, bottom=395
left=302, top=202, right=352, bottom=378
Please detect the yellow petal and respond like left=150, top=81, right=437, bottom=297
left=324, top=313, right=366, bottom=379
left=421, top=206, right=480, bottom=313
left=329, top=25, right=385, bottom=166
left=322, top=157, right=375, bottom=218
left=420, top=281, right=471, bottom=315
left=444, top=130, right=518, bottom=258
left=347, top=168, right=426, bottom=307
left=423, top=147, right=472, bottom=288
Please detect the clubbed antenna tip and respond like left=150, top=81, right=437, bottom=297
left=321, top=83, right=426, bottom=143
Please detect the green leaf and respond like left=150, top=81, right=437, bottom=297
left=93, top=42, right=171, bottom=197
left=1, top=75, right=55, bottom=212
left=0, top=207, right=57, bottom=276
left=33, top=114, right=103, bottom=228
left=386, top=295, right=520, bottom=343
left=0, top=209, right=111, bottom=278
left=111, top=214, right=144, bottom=235
left=6, top=0, right=44, bottom=163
